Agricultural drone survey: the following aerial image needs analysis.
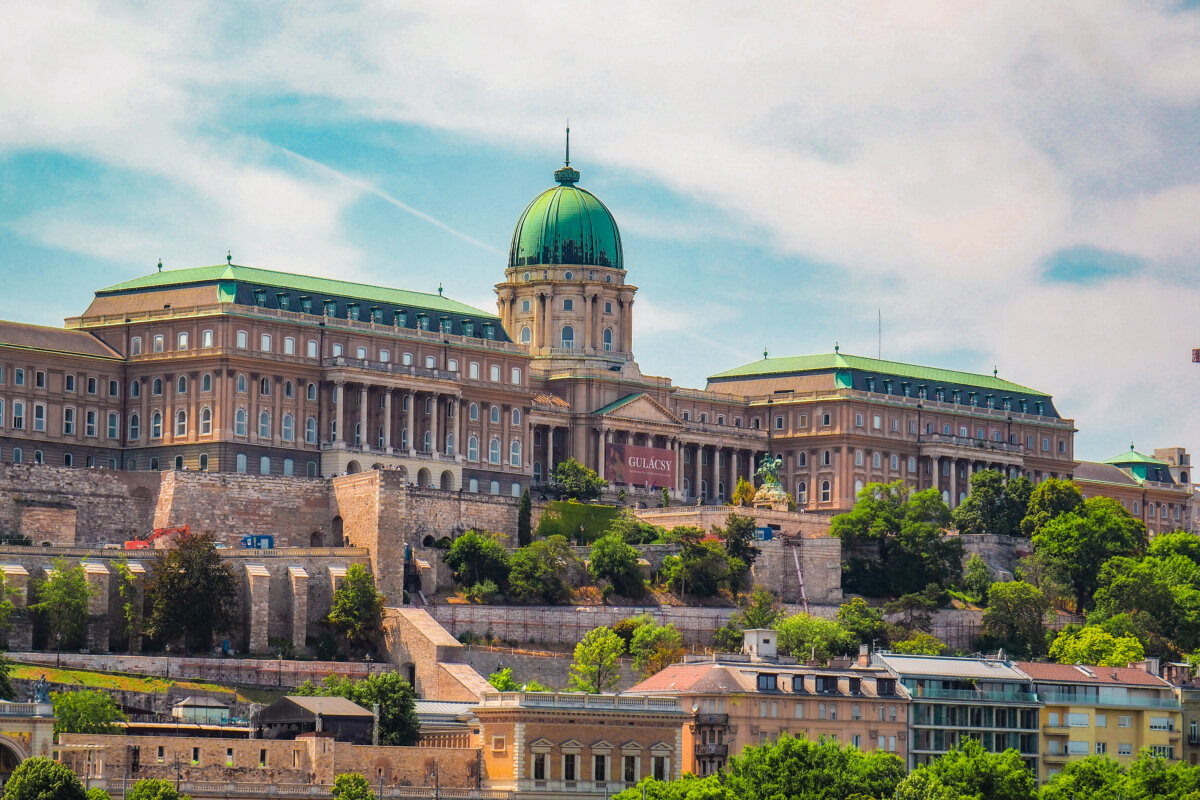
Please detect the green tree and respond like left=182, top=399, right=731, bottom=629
left=731, top=478, right=755, bottom=507
left=327, top=564, right=385, bottom=654
left=963, top=554, right=994, bottom=605
left=952, top=470, right=1032, bottom=538
left=714, top=588, right=782, bottom=651
left=1038, top=755, right=1126, bottom=800
left=883, top=584, right=943, bottom=637
left=665, top=542, right=731, bottom=599
left=1087, top=551, right=1200, bottom=658
left=548, top=458, right=607, bottom=502
left=837, top=597, right=886, bottom=645
left=608, top=511, right=662, bottom=545
left=720, top=734, right=905, bottom=800
left=508, top=535, right=577, bottom=603
left=568, top=626, right=625, bottom=693
left=629, top=620, right=684, bottom=677
left=1020, top=477, right=1083, bottom=538
left=112, top=558, right=144, bottom=654
left=330, top=773, right=375, bottom=800
left=589, top=534, right=645, bottom=597
left=293, top=672, right=418, bottom=746
left=487, top=667, right=549, bottom=692
left=1049, top=626, right=1145, bottom=667
left=32, top=558, right=95, bottom=652
left=612, top=775, right=731, bottom=800
left=144, top=533, right=238, bottom=653
left=1033, top=497, right=1147, bottom=611
left=126, top=780, right=190, bottom=800
left=0, top=656, right=15, bottom=701
left=86, top=790, right=112, bottom=800
left=2, top=757, right=86, bottom=800
left=517, top=489, right=533, bottom=547
left=895, top=738, right=1035, bottom=800
left=773, top=612, right=856, bottom=664
left=444, top=530, right=511, bottom=590
left=661, top=487, right=670, bottom=508
left=981, top=581, right=1051, bottom=658
left=51, top=689, right=125, bottom=735
left=832, top=481, right=962, bottom=597
left=716, top=513, right=760, bottom=569
left=891, top=632, right=945, bottom=655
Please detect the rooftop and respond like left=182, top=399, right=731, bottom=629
left=0, top=320, right=122, bottom=360
left=874, top=652, right=1029, bottom=681
left=277, top=696, right=373, bottom=717
left=97, top=264, right=498, bottom=319
left=476, top=691, right=682, bottom=714
left=1016, top=661, right=1173, bottom=688
left=1102, top=445, right=1168, bottom=467
left=708, top=352, right=1049, bottom=397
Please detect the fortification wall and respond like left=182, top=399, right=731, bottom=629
left=959, top=533, right=1032, bottom=580
left=457, top=645, right=640, bottom=692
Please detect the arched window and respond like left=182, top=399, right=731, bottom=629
left=855, top=449, right=864, bottom=467
left=445, top=433, right=454, bottom=455
left=282, top=414, right=295, bottom=442
left=797, top=451, right=807, bottom=468
left=533, top=461, right=542, bottom=482
left=201, top=373, right=212, bottom=392
left=260, top=377, right=271, bottom=396
left=307, top=461, right=318, bottom=477
left=821, top=480, right=831, bottom=502
left=235, top=408, right=247, bottom=436
left=854, top=479, right=864, bottom=495
left=942, top=490, right=951, bottom=504
left=199, top=453, right=209, bottom=471
left=511, top=408, right=521, bottom=426
left=176, top=375, right=187, bottom=394
left=890, top=454, right=900, bottom=470
left=64, top=453, right=73, bottom=467
left=797, top=481, right=808, bottom=503
left=489, top=437, right=501, bottom=464
left=510, top=440, right=522, bottom=467
left=306, top=416, right=318, bottom=444
left=872, top=452, right=881, bottom=469
left=822, top=450, right=832, bottom=466
left=425, top=397, right=433, bottom=414
left=603, top=328, right=613, bottom=351
left=175, top=409, right=187, bottom=437
left=152, top=378, right=163, bottom=395
left=353, top=422, right=362, bottom=446
left=149, top=456, right=157, bottom=470
left=260, top=456, right=271, bottom=475
left=307, top=383, right=317, bottom=401
left=520, top=326, right=531, bottom=345
left=400, top=427, right=409, bottom=450
left=560, top=325, right=575, bottom=349
left=490, top=405, right=500, bottom=424
left=258, top=410, right=271, bottom=438
left=468, top=435, right=480, bottom=461
left=469, top=403, right=479, bottom=421
left=174, top=455, right=183, bottom=470
left=130, top=379, right=140, bottom=398
left=423, top=430, right=432, bottom=452
left=33, top=450, right=42, bottom=464
left=151, top=411, right=163, bottom=439
left=237, top=374, right=247, bottom=393
left=283, top=458, right=294, bottom=476
left=285, top=380, right=294, bottom=398
left=199, top=407, right=212, bottom=435
left=129, top=413, right=140, bottom=440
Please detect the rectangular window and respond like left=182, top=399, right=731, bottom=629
left=130, top=337, right=142, bottom=356
left=1119, top=715, right=1131, bottom=728
left=511, top=367, right=522, bottom=385
left=12, top=402, right=24, bottom=429
left=35, top=370, right=45, bottom=388
left=259, top=749, right=267, bottom=767
left=653, top=757, right=667, bottom=782
left=564, top=754, right=577, bottom=782
left=1096, top=742, right=1107, bottom=755
left=191, top=746, right=199, bottom=765
left=107, top=412, right=119, bottom=439
left=202, top=329, right=214, bottom=348
left=623, top=755, right=636, bottom=784
left=533, top=753, right=546, bottom=780
left=87, top=377, right=97, bottom=394
left=260, top=334, right=272, bottom=353
left=1095, top=714, right=1107, bottom=728
left=1150, top=716, right=1173, bottom=731
left=85, top=410, right=97, bottom=437
left=1067, top=741, right=1089, bottom=756
left=491, top=736, right=506, bottom=752
left=1118, top=743, right=1132, bottom=756
left=284, top=337, right=295, bottom=355
left=65, top=374, right=75, bottom=392
left=798, top=414, right=808, bottom=428
left=228, top=748, right=235, bottom=767
left=109, top=380, right=119, bottom=397
left=490, top=364, right=501, bottom=382
left=63, top=407, right=74, bottom=435
left=33, top=404, right=45, bottom=432
left=1068, top=713, right=1089, bottom=727
left=15, top=369, right=24, bottom=386
left=307, top=340, right=318, bottom=358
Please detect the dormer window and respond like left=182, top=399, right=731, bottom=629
left=253, top=289, right=267, bottom=307
left=935, top=389, right=945, bottom=403
left=901, top=382, right=910, bottom=397
left=277, top=293, right=290, bottom=310
left=418, top=314, right=430, bottom=331
left=848, top=678, right=862, bottom=695
left=395, top=310, right=407, bottom=326
left=299, top=296, right=312, bottom=313
left=440, top=317, right=451, bottom=333
left=347, top=303, right=360, bottom=321
left=816, top=676, right=838, bottom=694
left=756, top=674, right=778, bottom=692
left=371, top=307, right=383, bottom=324
left=323, top=300, right=337, bottom=317
left=462, top=320, right=475, bottom=337
left=483, top=323, right=495, bottom=340
left=877, top=678, right=896, bottom=696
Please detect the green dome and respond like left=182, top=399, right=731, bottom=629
left=508, top=166, right=623, bottom=270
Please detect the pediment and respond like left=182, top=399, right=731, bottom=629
left=595, top=393, right=683, bottom=426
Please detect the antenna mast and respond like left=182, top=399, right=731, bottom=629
left=565, top=121, right=570, bottom=166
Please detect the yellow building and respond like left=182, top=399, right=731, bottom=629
left=1018, top=661, right=1182, bottom=781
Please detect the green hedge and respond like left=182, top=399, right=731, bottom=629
left=534, top=501, right=619, bottom=544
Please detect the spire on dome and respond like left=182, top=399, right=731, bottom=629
left=555, top=124, right=580, bottom=185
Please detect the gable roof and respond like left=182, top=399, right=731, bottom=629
left=1073, top=461, right=1140, bottom=487
left=277, top=696, right=373, bottom=717
left=1016, top=661, right=1173, bottom=688
left=592, top=393, right=682, bottom=425
left=0, top=320, right=122, bottom=360
left=97, top=264, right=497, bottom=318
left=709, top=352, right=1048, bottom=396
left=626, top=663, right=750, bottom=694
left=1102, top=447, right=1168, bottom=467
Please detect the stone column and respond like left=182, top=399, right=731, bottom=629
left=622, top=298, right=635, bottom=353
left=82, top=562, right=111, bottom=653
left=452, top=395, right=461, bottom=459
left=358, top=385, right=368, bottom=448
left=383, top=390, right=393, bottom=450
left=245, top=564, right=271, bottom=655
left=671, top=438, right=681, bottom=493
left=430, top=393, right=441, bottom=455
left=333, top=381, right=345, bottom=443
left=288, top=566, right=309, bottom=652
left=406, top=390, right=416, bottom=455
left=950, top=458, right=958, bottom=507
left=711, top=448, right=721, bottom=502
left=2, top=565, right=31, bottom=651
left=585, top=294, right=594, bottom=351
left=545, top=426, right=554, bottom=479
left=533, top=293, right=543, bottom=349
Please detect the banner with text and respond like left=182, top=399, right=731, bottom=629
left=604, top=443, right=676, bottom=488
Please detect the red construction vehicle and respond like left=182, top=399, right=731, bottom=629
left=124, top=524, right=190, bottom=550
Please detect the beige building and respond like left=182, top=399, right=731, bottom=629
left=626, top=634, right=910, bottom=776
left=0, top=157, right=1091, bottom=517
left=1073, top=447, right=1194, bottom=537
left=1017, top=661, right=1182, bottom=781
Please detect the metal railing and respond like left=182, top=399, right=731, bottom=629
left=917, top=433, right=1023, bottom=454
left=1038, top=690, right=1181, bottom=710
left=694, top=743, right=729, bottom=757
left=695, top=713, right=730, bottom=726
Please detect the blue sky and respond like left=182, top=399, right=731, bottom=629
left=3, top=1, right=1200, bottom=462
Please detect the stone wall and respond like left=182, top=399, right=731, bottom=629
left=59, top=732, right=480, bottom=789
left=0, top=464, right=160, bottom=545
left=458, top=645, right=640, bottom=692
left=958, top=533, right=1033, bottom=580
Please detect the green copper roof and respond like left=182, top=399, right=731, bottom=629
left=709, top=352, right=1049, bottom=396
left=97, top=264, right=497, bottom=318
left=1101, top=446, right=1167, bottom=466
left=593, top=393, right=646, bottom=416
left=509, top=167, right=623, bottom=270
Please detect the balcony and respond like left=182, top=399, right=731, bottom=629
left=695, top=743, right=729, bottom=758
left=1038, top=690, right=1181, bottom=710
left=909, top=687, right=1039, bottom=704
left=695, top=713, right=729, bottom=726
left=918, top=432, right=1024, bottom=454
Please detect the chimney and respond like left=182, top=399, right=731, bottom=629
left=742, top=629, right=777, bottom=661
left=858, top=643, right=870, bottom=668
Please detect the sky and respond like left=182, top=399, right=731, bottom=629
left=2, top=1, right=1200, bottom=462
